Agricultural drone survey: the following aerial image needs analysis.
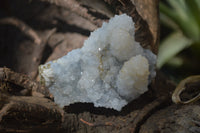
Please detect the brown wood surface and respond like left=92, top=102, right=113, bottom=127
left=1, top=1, right=197, bottom=133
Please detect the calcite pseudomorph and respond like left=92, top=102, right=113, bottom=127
left=39, top=14, right=157, bottom=111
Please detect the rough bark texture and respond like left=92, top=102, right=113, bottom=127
left=0, top=96, right=64, bottom=133
left=140, top=104, right=200, bottom=133
left=131, top=0, right=159, bottom=53
left=1, top=0, right=198, bottom=133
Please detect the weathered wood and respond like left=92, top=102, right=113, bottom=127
left=2, top=1, right=192, bottom=133
left=131, top=0, right=159, bottom=53
left=0, top=96, right=64, bottom=133
left=0, top=67, right=51, bottom=98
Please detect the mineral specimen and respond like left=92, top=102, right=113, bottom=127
left=39, top=14, right=157, bottom=111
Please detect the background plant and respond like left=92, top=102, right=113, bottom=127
left=158, top=0, right=200, bottom=80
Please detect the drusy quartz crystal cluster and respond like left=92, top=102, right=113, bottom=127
left=39, top=14, right=157, bottom=111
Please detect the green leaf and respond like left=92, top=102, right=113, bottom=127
left=160, top=0, right=200, bottom=41
left=168, top=0, right=187, bottom=19
left=195, top=0, right=200, bottom=8
left=160, top=13, right=179, bottom=30
left=159, top=2, right=179, bottom=22
left=166, top=56, right=183, bottom=67
left=185, top=0, right=200, bottom=41
left=157, top=32, right=192, bottom=68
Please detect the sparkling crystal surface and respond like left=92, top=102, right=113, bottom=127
left=39, top=14, right=157, bottom=111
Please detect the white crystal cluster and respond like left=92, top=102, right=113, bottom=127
left=39, top=14, right=157, bottom=111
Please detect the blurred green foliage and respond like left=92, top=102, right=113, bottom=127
left=157, top=0, right=200, bottom=69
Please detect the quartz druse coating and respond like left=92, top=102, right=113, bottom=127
left=39, top=14, right=157, bottom=111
